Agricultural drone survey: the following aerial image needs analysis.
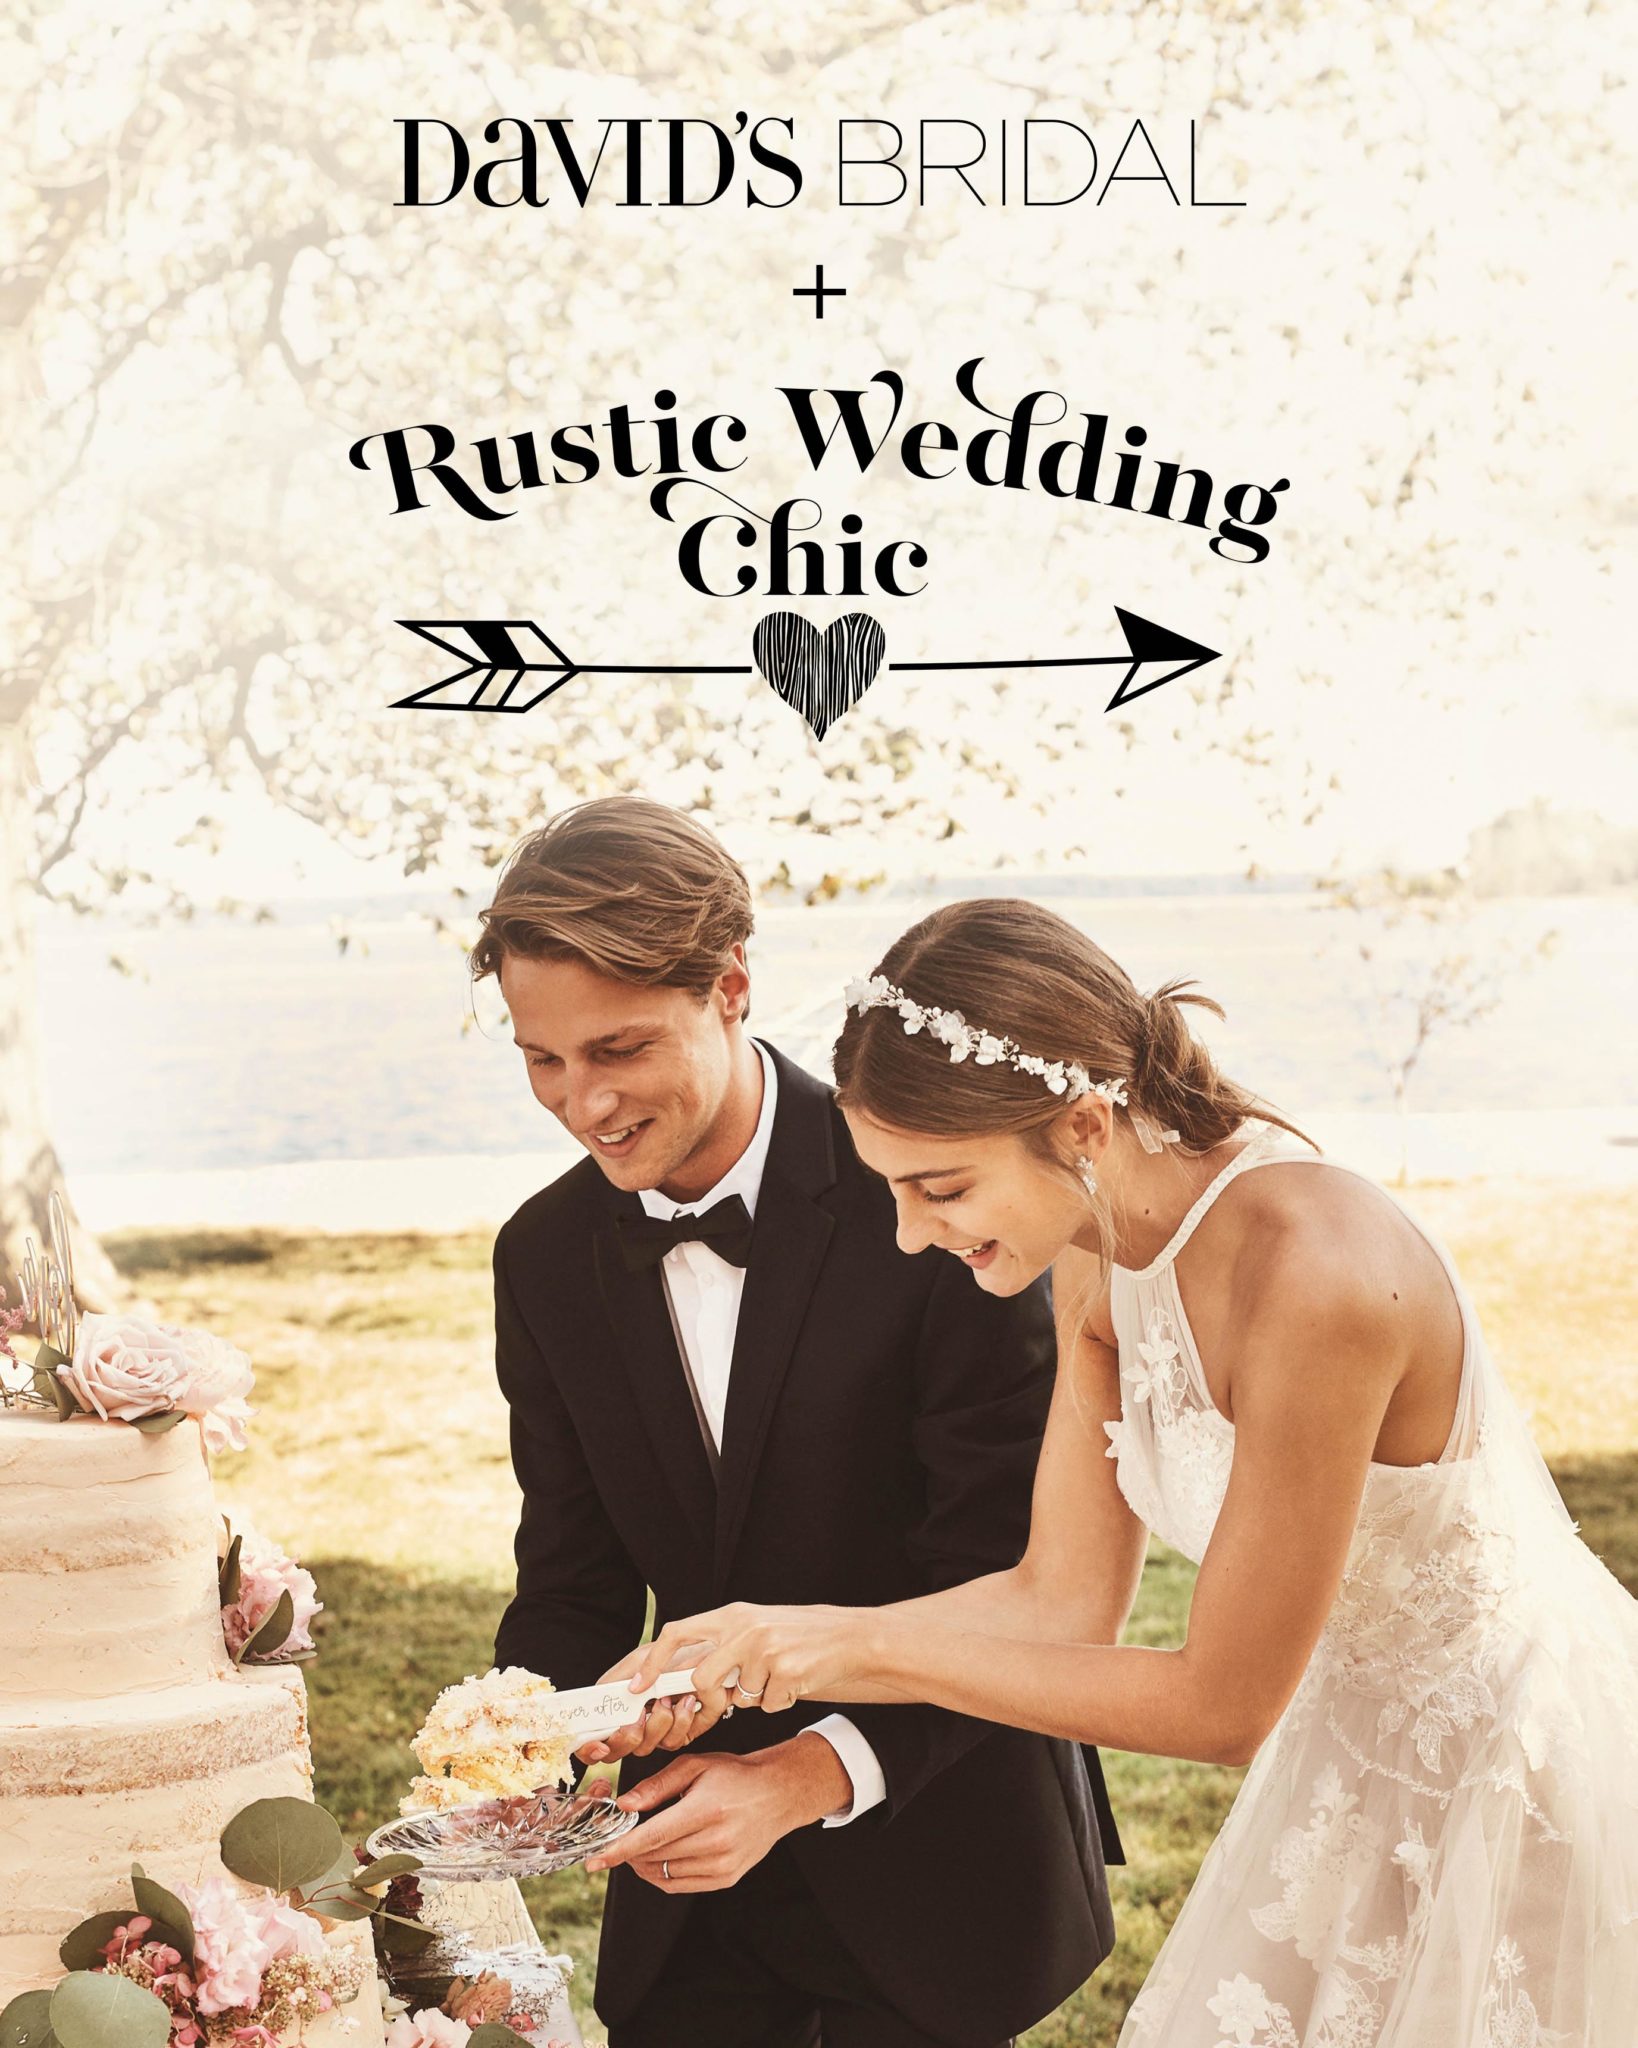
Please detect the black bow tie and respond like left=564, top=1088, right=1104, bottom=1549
left=615, top=1192, right=755, bottom=1272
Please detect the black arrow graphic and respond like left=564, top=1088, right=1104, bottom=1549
left=891, top=610, right=1220, bottom=710
left=390, top=608, right=1219, bottom=719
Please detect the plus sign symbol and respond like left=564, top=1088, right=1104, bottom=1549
left=792, top=263, right=847, bottom=319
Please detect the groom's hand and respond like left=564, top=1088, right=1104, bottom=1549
left=583, top=1735, right=852, bottom=1893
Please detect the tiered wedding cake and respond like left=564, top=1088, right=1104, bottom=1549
left=0, top=1409, right=383, bottom=2041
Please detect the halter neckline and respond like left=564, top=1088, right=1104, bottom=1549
left=1115, top=1125, right=1286, bottom=1281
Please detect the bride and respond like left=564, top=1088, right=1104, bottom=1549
left=611, top=897, right=1638, bottom=2047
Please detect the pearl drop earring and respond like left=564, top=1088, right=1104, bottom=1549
left=1076, top=1155, right=1098, bottom=1196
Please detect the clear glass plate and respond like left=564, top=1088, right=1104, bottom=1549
left=365, top=1785, right=639, bottom=1881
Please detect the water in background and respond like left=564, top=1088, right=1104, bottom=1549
left=36, top=884, right=1635, bottom=1196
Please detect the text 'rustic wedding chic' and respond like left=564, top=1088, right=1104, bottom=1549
left=349, top=363, right=1290, bottom=598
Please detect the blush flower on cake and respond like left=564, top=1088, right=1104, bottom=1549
left=0, top=1792, right=407, bottom=2046
left=220, top=1523, right=323, bottom=1663
left=403, top=1667, right=575, bottom=1813
left=88, top=1886, right=361, bottom=2046
left=57, top=1312, right=255, bottom=1448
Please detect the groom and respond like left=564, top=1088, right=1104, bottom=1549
left=475, top=795, right=1120, bottom=2048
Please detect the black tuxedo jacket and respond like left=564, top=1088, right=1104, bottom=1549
left=493, top=1042, right=1120, bottom=2044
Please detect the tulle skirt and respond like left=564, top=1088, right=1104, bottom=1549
left=1117, top=1508, right=1638, bottom=2048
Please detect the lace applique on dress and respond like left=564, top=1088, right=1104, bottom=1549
left=1109, top=1298, right=1234, bottom=1564
left=1204, top=1974, right=1300, bottom=2047
left=1107, top=1132, right=1638, bottom=2048
left=1479, top=1939, right=1561, bottom=2048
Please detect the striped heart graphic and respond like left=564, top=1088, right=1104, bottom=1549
left=752, top=611, right=886, bottom=740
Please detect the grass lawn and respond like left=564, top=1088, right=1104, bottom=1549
left=106, top=1179, right=1637, bottom=2045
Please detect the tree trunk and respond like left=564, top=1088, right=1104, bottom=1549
left=0, top=721, right=123, bottom=1313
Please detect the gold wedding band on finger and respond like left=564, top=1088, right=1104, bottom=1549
left=662, top=1859, right=671, bottom=1882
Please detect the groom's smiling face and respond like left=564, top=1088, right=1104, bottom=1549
left=500, top=951, right=749, bottom=1198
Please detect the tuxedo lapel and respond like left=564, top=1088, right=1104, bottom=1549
left=592, top=1211, right=717, bottom=1553
left=712, top=1046, right=838, bottom=1594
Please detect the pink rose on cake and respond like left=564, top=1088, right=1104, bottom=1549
left=177, top=1876, right=280, bottom=2014
left=177, top=1873, right=327, bottom=2014
left=223, top=1523, right=323, bottom=1660
left=61, top=1312, right=255, bottom=1445
left=247, top=1888, right=328, bottom=1966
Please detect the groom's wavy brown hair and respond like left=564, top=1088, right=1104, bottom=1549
left=832, top=898, right=1314, bottom=1292
left=470, top=797, right=754, bottom=1010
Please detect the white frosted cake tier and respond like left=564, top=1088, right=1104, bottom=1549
left=0, top=1669, right=313, bottom=1999
left=0, top=1409, right=383, bottom=2036
left=305, top=1921, right=387, bottom=2046
left=0, top=1410, right=231, bottom=1698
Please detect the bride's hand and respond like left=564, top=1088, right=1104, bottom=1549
left=623, top=1603, right=884, bottom=1730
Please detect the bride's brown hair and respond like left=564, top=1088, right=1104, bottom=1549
left=832, top=898, right=1314, bottom=1281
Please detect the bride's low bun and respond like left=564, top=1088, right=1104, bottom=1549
left=1131, top=980, right=1248, bottom=1154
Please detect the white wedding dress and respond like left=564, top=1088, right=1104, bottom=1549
left=1107, top=1127, right=1638, bottom=2048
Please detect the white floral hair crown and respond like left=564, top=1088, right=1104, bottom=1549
left=843, top=975, right=1180, bottom=1151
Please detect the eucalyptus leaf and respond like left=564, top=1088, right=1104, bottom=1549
left=380, top=1913, right=438, bottom=1956
left=467, top=2026, right=536, bottom=2048
left=0, top=1989, right=58, bottom=2048
left=219, top=1797, right=343, bottom=1893
left=217, top=1531, right=242, bottom=1607
left=32, top=1366, right=80, bottom=1422
left=297, top=1843, right=364, bottom=1906
left=234, top=1587, right=294, bottom=1664
left=372, top=1907, right=434, bottom=1933
left=57, top=1912, right=186, bottom=1974
left=47, top=1973, right=169, bottom=2048
left=130, top=1409, right=187, bottom=1436
left=306, top=1890, right=373, bottom=1922
left=351, top=1852, right=421, bottom=1887
left=128, top=1866, right=195, bottom=1967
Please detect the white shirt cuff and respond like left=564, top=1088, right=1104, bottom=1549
left=805, top=1713, right=888, bottom=1828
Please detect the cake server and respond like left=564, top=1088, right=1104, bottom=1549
left=544, top=1659, right=714, bottom=1744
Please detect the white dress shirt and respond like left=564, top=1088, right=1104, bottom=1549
left=637, top=1038, right=887, bottom=1826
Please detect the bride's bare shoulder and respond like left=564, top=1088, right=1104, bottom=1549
left=1220, top=1153, right=1429, bottom=1319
